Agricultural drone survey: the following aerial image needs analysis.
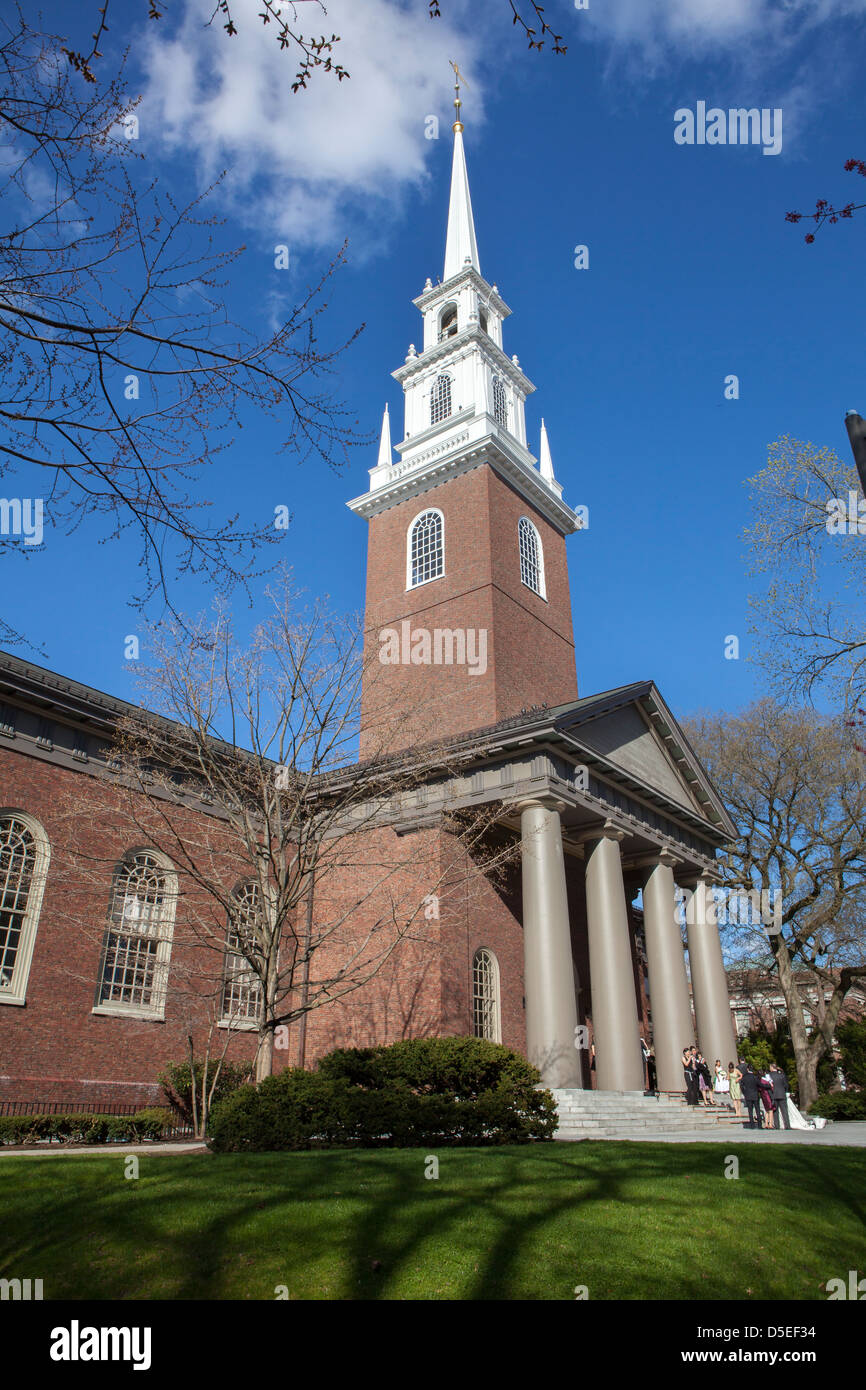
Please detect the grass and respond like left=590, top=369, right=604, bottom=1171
left=1, top=1142, right=864, bottom=1300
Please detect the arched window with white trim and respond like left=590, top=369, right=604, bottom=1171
left=96, top=850, right=176, bottom=1017
left=407, top=508, right=444, bottom=589
left=430, top=373, right=452, bottom=425
left=222, top=881, right=264, bottom=1026
left=472, top=947, right=501, bottom=1043
left=518, top=516, right=546, bottom=599
left=0, top=811, right=49, bottom=1005
left=491, top=375, right=507, bottom=429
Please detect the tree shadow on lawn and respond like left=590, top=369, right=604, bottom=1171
left=340, top=1141, right=866, bottom=1300
left=1, top=1142, right=863, bottom=1301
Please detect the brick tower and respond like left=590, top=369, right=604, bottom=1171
left=348, top=92, right=582, bottom=757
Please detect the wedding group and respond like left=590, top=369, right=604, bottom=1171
left=679, top=1046, right=827, bottom=1130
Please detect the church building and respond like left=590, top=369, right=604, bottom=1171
left=0, top=102, right=738, bottom=1114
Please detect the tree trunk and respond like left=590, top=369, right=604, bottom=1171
left=256, top=1023, right=275, bottom=1083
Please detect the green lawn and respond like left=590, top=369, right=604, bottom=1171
left=1, top=1142, right=864, bottom=1300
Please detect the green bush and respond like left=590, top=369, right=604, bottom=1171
left=208, top=1036, right=558, bottom=1153
left=159, top=1059, right=254, bottom=1127
left=0, top=1108, right=179, bottom=1146
left=808, top=1091, right=866, bottom=1122
left=835, top=1019, right=866, bottom=1091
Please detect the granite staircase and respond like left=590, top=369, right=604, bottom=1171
left=551, top=1089, right=747, bottom=1141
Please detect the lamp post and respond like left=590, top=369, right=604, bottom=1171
left=844, top=410, right=866, bottom=496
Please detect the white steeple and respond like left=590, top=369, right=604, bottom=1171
left=539, top=419, right=555, bottom=483
left=377, top=404, right=392, bottom=467
left=347, top=80, right=580, bottom=539
left=444, top=123, right=480, bottom=281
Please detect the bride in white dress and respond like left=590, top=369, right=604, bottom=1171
left=785, top=1093, right=828, bottom=1130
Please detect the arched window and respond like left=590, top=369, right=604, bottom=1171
left=0, top=812, right=49, bottom=1005
left=479, top=307, right=489, bottom=335
left=222, top=881, right=263, bottom=1025
left=472, top=948, right=501, bottom=1043
left=518, top=516, right=545, bottom=598
left=492, top=375, right=507, bottom=429
left=430, top=374, right=452, bottom=426
left=407, top=509, right=444, bottom=588
left=438, top=304, right=458, bottom=340
left=96, top=851, right=176, bottom=1017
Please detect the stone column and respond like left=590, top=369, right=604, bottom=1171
left=584, top=825, right=645, bottom=1092
left=684, top=876, right=738, bottom=1069
left=520, top=800, right=583, bottom=1089
left=641, top=852, right=694, bottom=1093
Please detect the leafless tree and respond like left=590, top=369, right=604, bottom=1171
left=0, top=12, right=363, bottom=647
left=744, top=435, right=866, bottom=721
left=56, top=571, right=517, bottom=1082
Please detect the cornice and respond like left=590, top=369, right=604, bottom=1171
left=392, top=326, right=535, bottom=396
left=411, top=267, right=511, bottom=319
left=346, top=431, right=580, bottom=535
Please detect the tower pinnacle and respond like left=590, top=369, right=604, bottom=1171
left=443, top=63, right=479, bottom=281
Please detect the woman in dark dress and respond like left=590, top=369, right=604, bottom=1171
left=682, top=1045, right=699, bottom=1105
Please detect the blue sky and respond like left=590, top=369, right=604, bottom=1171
left=7, top=0, right=866, bottom=723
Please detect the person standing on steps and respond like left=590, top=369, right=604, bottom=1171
left=728, top=1060, right=743, bottom=1119
left=683, top=1045, right=699, bottom=1106
left=740, top=1061, right=761, bottom=1129
left=770, top=1063, right=791, bottom=1129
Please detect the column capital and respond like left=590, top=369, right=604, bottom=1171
left=515, top=796, right=567, bottom=815
left=574, top=817, right=627, bottom=846
left=678, top=865, right=724, bottom=890
left=627, top=847, right=681, bottom=872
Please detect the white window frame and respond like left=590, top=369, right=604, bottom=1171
left=472, top=947, right=502, bottom=1043
left=220, top=881, right=264, bottom=1031
left=406, top=508, right=445, bottom=590
left=491, top=374, right=508, bottom=429
left=430, top=373, right=453, bottom=426
left=93, top=849, right=177, bottom=1021
left=0, top=810, right=50, bottom=1007
left=518, top=516, right=546, bottom=599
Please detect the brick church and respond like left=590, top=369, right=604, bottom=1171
left=0, top=103, right=738, bottom=1112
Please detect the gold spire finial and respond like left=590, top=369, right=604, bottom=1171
left=449, top=59, right=468, bottom=132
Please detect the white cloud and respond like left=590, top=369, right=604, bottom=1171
left=580, top=0, right=866, bottom=64
left=138, top=0, right=484, bottom=257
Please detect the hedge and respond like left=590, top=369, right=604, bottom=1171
left=808, top=1091, right=866, bottom=1122
left=208, top=1036, right=558, bottom=1153
left=0, top=1108, right=180, bottom=1146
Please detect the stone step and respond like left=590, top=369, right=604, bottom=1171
left=550, top=1085, right=750, bottom=1140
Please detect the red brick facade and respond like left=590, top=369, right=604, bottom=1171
left=360, top=465, right=578, bottom=757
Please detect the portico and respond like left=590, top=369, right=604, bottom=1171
left=401, top=682, right=739, bottom=1094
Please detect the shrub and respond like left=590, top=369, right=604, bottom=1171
left=159, top=1059, right=254, bottom=1127
left=808, top=1091, right=866, bottom=1122
left=835, top=1019, right=866, bottom=1091
left=208, top=1037, right=557, bottom=1153
left=0, top=1108, right=179, bottom=1146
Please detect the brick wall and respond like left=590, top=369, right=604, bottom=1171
left=360, top=464, right=578, bottom=756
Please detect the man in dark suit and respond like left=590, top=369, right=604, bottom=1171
left=740, top=1061, right=761, bottom=1129
left=770, top=1063, right=790, bottom=1129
